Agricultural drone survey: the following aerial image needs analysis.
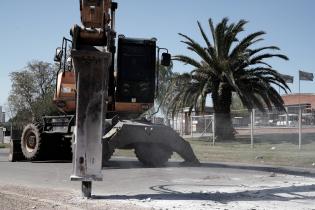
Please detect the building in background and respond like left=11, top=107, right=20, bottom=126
left=1, top=112, right=4, bottom=123
left=0, top=106, right=3, bottom=143
left=0, top=106, right=3, bottom=123
left=282, top=93, right=315, bottom=110
left=0, top=106, right=4, bottom=123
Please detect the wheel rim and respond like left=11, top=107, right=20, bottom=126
left=25, top=132, right=37, bottom=153
left=8, top=149, right=13, bottom=161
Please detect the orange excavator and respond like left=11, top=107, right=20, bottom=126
left=9, top=0, right=199, bottom=197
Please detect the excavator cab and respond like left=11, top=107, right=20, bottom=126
left=115, top=37, right=157, bottom=115
left=52, top=36, right=171, bottom=116
left=114, top=36, right=172, bottom=117
left=53, top=38, right=76, bottom=114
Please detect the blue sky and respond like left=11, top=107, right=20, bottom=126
left=1, top=0, right=315, bottom=110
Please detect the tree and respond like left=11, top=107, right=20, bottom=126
left=144, top=62, right=174, bottom=123
left=8, top=60, right=58, bottom=123
left=155, top=62, right=174, bottom=113
left=231, top=92, right=246, bottom=111
left=168, top=18, right=289, bottom=140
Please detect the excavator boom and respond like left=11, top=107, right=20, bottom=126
left=80, top=0, right=111, bottom=29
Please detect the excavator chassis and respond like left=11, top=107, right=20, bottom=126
left=10, top=118, right=200, bottom=165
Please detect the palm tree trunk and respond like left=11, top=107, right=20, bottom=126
left=212, top=84, right=235, bottom=141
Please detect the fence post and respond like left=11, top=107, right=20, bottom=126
left=0, top=127, right=3, bottom=144
left=250, top=109, right=255, bottom=149
left=298, top=106, right=302, bottom=150
left=181, top=115, right=183, bottom=135
left=212, top=113, right=215, bottom=146
left=191, top=116, right=193, bottom=137
left=205, top=116, right=208, bottom=136
left=285, top=107, right=289, bottom=128
left=174, top=116, right=177, bottom=133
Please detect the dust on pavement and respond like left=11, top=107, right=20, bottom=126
left=0, top=185, right=151, bottom=210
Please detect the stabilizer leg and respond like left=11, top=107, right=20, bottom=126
left=106, top=121, right=200, bottom=165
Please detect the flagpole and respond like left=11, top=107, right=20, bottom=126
left=298, top=71, right=302, bottom=150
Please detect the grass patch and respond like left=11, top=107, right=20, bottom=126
left=184, top=138, right=315, bottom=168
left=0, top=143, right=9, bottom=149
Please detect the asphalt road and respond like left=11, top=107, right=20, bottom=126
left=1, top=148, right=315, bottom=209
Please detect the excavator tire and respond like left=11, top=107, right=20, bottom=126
left=59, top=137, right=73, bottom=160
left=45, top=134, right=72, bottom=160
left=8, top=139, right=24, bottom=162
left=102, top=140, right=115, bottom=166
left=21, top=123, right=46, bottom=160
left=8, top=140, right=15, bottom=162
left=135, top=143, right=173, bottom=167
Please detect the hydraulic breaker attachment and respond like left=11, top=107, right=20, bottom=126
left=70, top=47, right=111, bottom=197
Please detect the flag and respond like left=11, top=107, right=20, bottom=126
left=299, top=70, right=314, bottom=81
left=280, top=74, right=294, bottom=83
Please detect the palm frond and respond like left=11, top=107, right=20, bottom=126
left=197, top=21, right=213, bottom=49
left=172, top=55, right=202, bottom=68
left=230, top=31, right=266, bottom=58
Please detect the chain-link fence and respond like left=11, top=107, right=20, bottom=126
left=232, top=105, right=314, bottom=129
left=232, top=105, right=315, bottom=149
left=169, top=115, right=185, bottom=136
left=169, top=105, right=315, bottom=148
left=169, top=114, right=214, bottom=140
left=167, top=106, right=315, bottom=167
left=190, top=115, right=214, bottom=138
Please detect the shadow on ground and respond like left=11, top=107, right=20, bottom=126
left=92, top=184, right=315, bottom=203
left=2, top=147, right=314, bottom=178
left=102, top=159, right=315, bottom=178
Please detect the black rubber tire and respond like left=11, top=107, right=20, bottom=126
left=8, top=140, right=14, bottom=162
left=8, top=140, right=24, bottom=162
left=21, top=123, right=45, bottom=160
left=44, top=134, right=73, bottom=160
left=102, top=140, right=114, bottom=166
left=59, top=136, right=73, bottom=160
left=135, top=143, right=173, bottom=167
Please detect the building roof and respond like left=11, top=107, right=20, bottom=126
left=282, top=93, right=315, bottom=108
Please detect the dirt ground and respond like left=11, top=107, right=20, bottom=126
left=0, top=185, right=151, bottom=210
left=1, top=168, right=315, bottom=210
left=1, top=133, right=315, bottom=210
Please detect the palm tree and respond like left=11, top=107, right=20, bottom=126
left=156, top=62, right=174, bottom=111
left=150, top=62, right=174, bottom=123
left=168, top=18, right=290, bottom=140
